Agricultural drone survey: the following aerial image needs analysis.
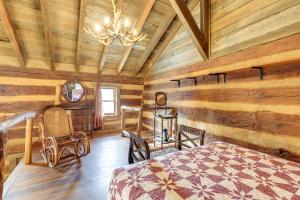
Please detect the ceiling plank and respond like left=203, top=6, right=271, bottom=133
left=169, top=0, right=209, bottom=60
left=75, top=0, right=88, bottom=72
left=0, top=0, right=25, bottom=67
left=143, top=18, right=182, bottom=75
left=117, top=0, right=155, bottom=74
left=98, top=45, right=108, bottom=74
left=134, top=6, right=176, bottom=74
left=138, top=0, right=199, bottom=75
left=40, top=0, right=55, bottom=70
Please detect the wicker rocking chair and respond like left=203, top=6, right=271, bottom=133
left=39, top=107, right=90, bottom=167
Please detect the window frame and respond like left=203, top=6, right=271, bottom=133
left=100, top=86, right=120, bottom=117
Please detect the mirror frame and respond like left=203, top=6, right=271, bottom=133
left=61, top=81, right=85, bottom=103
left=155, top=92, right=167, bottom=107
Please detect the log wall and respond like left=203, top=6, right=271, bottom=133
left=144, top=34, right=300, bottom=155
left=0, top=133, right=5, bottom=199
left=143, top=0, right=300, bottom=154
left=0, top=66, right=143, bottom=180
left=143, top=0, right=300, bottom=155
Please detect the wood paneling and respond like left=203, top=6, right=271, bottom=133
left=0, top=0, right=25, bottom=67
left=0, top=133, right=5, bottom=198
left=146, top=34, right=300, bottom=83
left=145, top=86, right=300, bottom=106
left=0, top=0, right=179, bottom=76
left=0, top=101, right=53, bottom=113
left=117, top=0, right=155, bottom=73
left=0, top=65, right=143, bottom=84
left=211, top=1, right=300, bottom=58
left=139, top=0, right=200, bottom=75
left=0, top=85, right=56, bottom=96
left=146, top=0, right=300, bottom=76
left=120, top=89, right=143, bottom=96
left=40, top=0, right=55, bottom=70
left=120, top=99, right=142, bottom=107
left=143, top=30, right=300, bottom=156
left=169, top=0, right=208, bottom=60
left=0, top=70, right=143, bottom=181
left=176, top=107, right=300, bottom=137
left=75, top=0, right=88, bottom=72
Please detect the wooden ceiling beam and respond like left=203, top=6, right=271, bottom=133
left=117, top=0, right=155, bottom=74
left=200, top=0, right=210, bottom=43
left=169, top=0, right=209, bottom=60
left=97, top=45, right=108, bottom=74
left=40, top=0, right=55, bottom=70
left=138, top=0, right=199, bottom=75
left=75, top=0, right=88, bottom=72
left=0, top=0, right=25, bottom=67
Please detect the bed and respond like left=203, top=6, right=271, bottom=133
left=108, top=142, right=300, bottom=200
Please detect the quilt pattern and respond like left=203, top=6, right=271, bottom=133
left=108, top=142, right=300, bottom=200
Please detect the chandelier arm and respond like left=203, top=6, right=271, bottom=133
left=124, top=33, right=146, bottom=43
left=119, top=38, right=126, bottom=46
left=98, top=37, right=113, bottom=46
left=136, top=34, right=147, bottom=41
left=130, top=21, right=137, bottom=34
left=84, top=27, right=113, bottom=41
left=98, top=35, right=111, bottom=40
left=120, top=39, right=131, bottom=47
left=112, top=0, right=117, bottom=12
left=106, top=28, right=116, bottom=37
left=85, top=0, right=146, bottom=46
left=84, top=27, right=99, bottom=39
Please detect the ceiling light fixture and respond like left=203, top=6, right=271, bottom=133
left=84, top=0, right=147, bottom=46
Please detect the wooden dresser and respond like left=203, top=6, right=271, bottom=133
left=60, top=105, right=94, bottom=136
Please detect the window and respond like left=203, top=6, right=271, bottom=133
left=101, top=87, right=118, bottom=116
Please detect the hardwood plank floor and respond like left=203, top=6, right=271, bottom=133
left=3, top=132, right=129, bottom=200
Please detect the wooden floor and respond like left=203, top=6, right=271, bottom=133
left=3, top=133, right=129, bottom=200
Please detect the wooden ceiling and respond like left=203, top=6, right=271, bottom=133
left=0, top=0, right=205, bottom=77
left=0, top=0, right=166, bottom=75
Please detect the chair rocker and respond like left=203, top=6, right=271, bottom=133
left=39, top=107, right=90, bottom=167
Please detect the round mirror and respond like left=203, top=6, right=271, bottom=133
left=61, top=81, right=85, bottom=103
left=155, top=92, right=167, bottom=107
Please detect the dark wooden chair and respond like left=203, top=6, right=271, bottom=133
left=127, top=131, right=150, bottom=164
left=126, top=131, right=178, bottom=164
left=178, top=125, right=206, bottom=150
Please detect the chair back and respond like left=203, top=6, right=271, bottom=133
left=121, top=106, right=143, bottom=136
left=41, top=107, right=71, bottom=138
left=179, top=125, right=206, bottom=149
left=127, top=131, right=150, bottom=164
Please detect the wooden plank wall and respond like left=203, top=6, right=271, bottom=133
left=143, top=0, right=300, bottom=155
left=0, top=132, right=5, bottom=198
left=0, top=67, right=143, bottom=179
left=150, top=0, right=300, bottom=75
left=151, top=3, right=202, bottom=73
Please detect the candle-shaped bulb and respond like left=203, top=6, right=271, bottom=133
left=124, top=19, right=130, bottom=27
left=104, top=16, right=110, bottom=25
left=95, top=24, right=101, bottom=32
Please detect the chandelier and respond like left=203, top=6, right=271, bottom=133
left=84, top=0, right=147, bottom=46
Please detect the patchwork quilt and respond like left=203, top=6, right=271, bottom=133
left=108, top=142, right=300, bottom=200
